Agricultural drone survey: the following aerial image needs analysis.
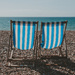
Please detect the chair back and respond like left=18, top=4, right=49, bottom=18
left=40, top=21, right=67, bottom=49
left=11, top=21, right=38, bottom=50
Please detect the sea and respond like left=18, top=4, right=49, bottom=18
left=0, top=17, right=75, bottom=31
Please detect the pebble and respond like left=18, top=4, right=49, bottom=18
left=0, top=31, right=75, bottom=75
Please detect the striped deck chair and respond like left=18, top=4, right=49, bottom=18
left=39, top=21, right=68, bottom=59
left=7, top=20, right=38, bottom=67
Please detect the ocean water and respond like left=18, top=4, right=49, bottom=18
left=0, top=17, right=75, bottom=31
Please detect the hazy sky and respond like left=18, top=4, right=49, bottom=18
left=0, top=0, right=75, bottom=17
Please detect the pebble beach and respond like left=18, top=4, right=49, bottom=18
left=0, top=30, right=75, bottom=75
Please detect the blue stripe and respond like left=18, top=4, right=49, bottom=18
left=26, top=22, right=30, bottom=49
left=22, top=22, right=25, bottom=50
left=54, top=23, right=59, bottom=48
left=59, top=23, right=64, bottom=46
left=42, top=25, right=44, bottom=44
left=13, top=22, right=16, bottom=47
left=17, top=22, right=20, bottom=49
left=50, top=23, right=54, bottom=49
left=41, top=24, right=44, bottom=47
left=46, top=23, right=49, bottom=48
left=43, top=24, right=46, bottom=48
left=31, top=23, right=35, bottom=48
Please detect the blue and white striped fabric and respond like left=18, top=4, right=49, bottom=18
left=41, top=22, right=65, bottom=49
left=13, top=21, right=36, bottom=50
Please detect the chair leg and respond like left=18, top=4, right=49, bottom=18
left=65, top=43, right=67, bottom=58
left=9, top=50, right=13, bottom=59
left=38, top=46, right=41, bottom=58
left=7, top=48, right=10, bottom=61
left=60, top=36, right=67, bottom=58
left=63, top=36, right=67, bottom=58
left=7, top=51, right=13, bottom=66
left=33, top=49, right=35, bottom=59
left=59, top=47, right=63, bottom=57
left=65, top=37, right=67, bottom=58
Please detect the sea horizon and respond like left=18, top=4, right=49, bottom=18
left=0, top=16, right=75, bottom=18
left=0, top=17, right=75, bottom=31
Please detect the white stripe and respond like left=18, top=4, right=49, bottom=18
left=52, top=22, right=56, bottom=48
left=20, top=21, right=23, bottom=50
left=48, top=23, right=52, bottom=49
left=29, top=22, right=33, bottom=49
left=44, top=23, right=47, bottom=48
left=57, top=22, right=61, bottom=46
left=24, top=22, right=28, bottom=49
left=15, top=21, right=18, bottom=48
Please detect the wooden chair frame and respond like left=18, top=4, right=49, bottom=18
left=7, top=20, right=38, bottom=67
left=38, top=21, right=68, bottom=59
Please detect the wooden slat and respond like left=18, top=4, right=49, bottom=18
left=6, top=64, right=28, bottom=67
left=40, top=55, right=67, bottom=59
left=8, top=58, right=36, bottom=61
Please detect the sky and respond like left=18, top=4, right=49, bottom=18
left=0, top=0, right=75, bottom=17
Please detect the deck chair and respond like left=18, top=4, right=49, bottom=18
left=7, top=20, right=38, bottom=67
left=38, top=21, right=68, bottom=59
